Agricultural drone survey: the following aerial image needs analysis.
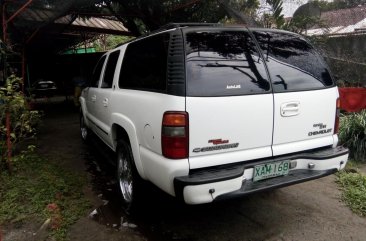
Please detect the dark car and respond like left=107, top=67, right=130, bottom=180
left=32, top=80, right=57, bottom=97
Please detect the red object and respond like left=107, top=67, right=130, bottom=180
left=47, top=203, right=62, bottom=229
left=338, top=87, right=366, bottom=112
left=2, top=0, right=33, bottom=43
left=162, top=111, right=189, bottom=159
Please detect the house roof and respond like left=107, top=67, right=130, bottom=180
left=307, top=5, right=366, bottom=36
left=321, top=5, right=366, bottom=28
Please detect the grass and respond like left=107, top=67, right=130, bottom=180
left=337, top=161, right=366, bottom=217
left=0, top=149, right=91, bottom=240
left=339, top=110, right=366, bottom=162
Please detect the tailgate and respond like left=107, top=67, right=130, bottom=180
left=183, top=29, right=274, bottom=169
left=187, top=95, right=273, bottom=169
left=251, top=30, right=338, bottom=156
left=272, top=88, right=338, bottom=156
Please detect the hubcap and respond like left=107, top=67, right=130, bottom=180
left=118, top=151, right=133, bottom=204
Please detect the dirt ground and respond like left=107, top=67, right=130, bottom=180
left=3, top=97, right=366, bottom=241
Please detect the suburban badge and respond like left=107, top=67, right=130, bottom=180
left=193, top=139, right=239, bottom=153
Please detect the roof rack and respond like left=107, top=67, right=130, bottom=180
left=157, top=22, right=222, bottom=31
left=115, top=23, right=222, bottom=48
left=138, top=22, right=222, bottom=38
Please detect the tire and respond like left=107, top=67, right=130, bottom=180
left=117, top=139, right=143, bottom=213
left=80, top=111, right=90, bottom=142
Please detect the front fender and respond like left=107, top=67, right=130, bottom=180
left=79, top=96, right=89, bottom=126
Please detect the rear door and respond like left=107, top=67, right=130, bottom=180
left=184, top=29, right=274, bottom=169
left=94, top=50, right=121, bottom=146
left=252, top=30, right=337, bottom=156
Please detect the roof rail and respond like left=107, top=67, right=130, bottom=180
left=115, top=22, right=222, bottom=48
left=134, top=23, right=221, bottom=40
left=157, top=22, right=222, bottom=31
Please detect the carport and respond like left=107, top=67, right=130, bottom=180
left=1, top=0, right=133, bottom=93
left=0, top=0, right=253, bottom=93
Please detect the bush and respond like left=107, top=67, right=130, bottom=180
left=0, top=75, right=42, bottom=170
left=339, top=110, right=366, bottom=161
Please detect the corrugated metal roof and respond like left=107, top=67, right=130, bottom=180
left=321, top=5, right=366, bottom=28
left=4, top=2, right=131, bottom=53
left=55, top=15, right=129, bottom=33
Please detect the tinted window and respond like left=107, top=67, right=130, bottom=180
left=119, top=34, right=169, bottom=91
left=91, top=56, right=106, bottom=88
left=253, top=31, right=334, bottom=92
left=185, top=31, right=270, bottom=97
left=102, top=51, right=120, bottom=88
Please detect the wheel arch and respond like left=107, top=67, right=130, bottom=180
left=111, top=113, right=146, bottom=179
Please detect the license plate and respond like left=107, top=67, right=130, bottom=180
left=40, top=84, right=48, bottom=88
left=253, top=161, right=290, bottom=182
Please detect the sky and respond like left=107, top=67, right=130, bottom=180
left=282, top=0, right=308, bottom=17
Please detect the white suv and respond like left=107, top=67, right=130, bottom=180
left=80, top=23, right=349, bottom=209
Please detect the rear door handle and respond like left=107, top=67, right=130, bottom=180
left=91, top=95, right=97, bottom=102
left=102, top=98, right=108, bottom=107
left=281, top=102, right=300, bottom=117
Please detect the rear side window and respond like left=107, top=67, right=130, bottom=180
left=185, top=31, right=270, bottom=97
left=119, top=33, right=169, bottom=92
left=91, top=55, right=106, bottom=88
left=102, top=50, right=120, bottom=88
left=252, top=30, right=334, bottom=92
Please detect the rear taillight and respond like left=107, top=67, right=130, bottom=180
left=162, top=111, right=189, bottom=159
left=334, top=97, right=340, bottom=134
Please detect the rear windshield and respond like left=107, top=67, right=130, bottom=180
left=252, top=30, right=334, bottom=92
left=185, top=31, right=270, bottom=97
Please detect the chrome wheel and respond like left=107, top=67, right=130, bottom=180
left=118, top=149, right=133, bottom=204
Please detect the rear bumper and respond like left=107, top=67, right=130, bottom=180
left=174, top=146, right=349, bottom=204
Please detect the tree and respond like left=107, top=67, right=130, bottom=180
left=89, top=0, right=261, bottom=36
left=258, top=0, right=285, bottom=28
left=93, top=35, right=133, bottom=51
left=0, top=75, right=41, bottom=172
left=281, top=0, right=324, bottom=34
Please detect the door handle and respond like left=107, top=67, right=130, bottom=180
left=281, top=102, right=300, bottom=117
left=91, top=95, right=97, bottom=102
left=102, top=98, right=108, bottom=107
